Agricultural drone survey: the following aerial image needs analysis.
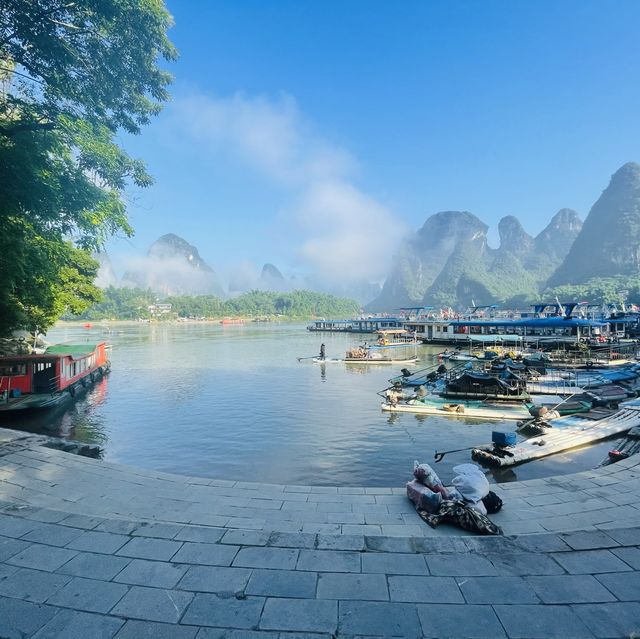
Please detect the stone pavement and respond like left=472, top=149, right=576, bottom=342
left=0, top=427, right=639, bottom=637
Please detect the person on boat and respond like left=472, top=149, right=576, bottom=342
left=319, top=343, right=326, bottom=360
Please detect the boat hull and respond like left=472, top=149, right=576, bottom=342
left=381, top=399, right=531, bottom=420
left=313, top=357, right=419, bottom=365
left=0, top=363, right=110, bottom=414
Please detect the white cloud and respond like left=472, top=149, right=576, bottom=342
left=119, top=254, right=223, bottom=296
left=297, top=181, right=403, bottom=281
left=171, top=91, right=404, bottom=285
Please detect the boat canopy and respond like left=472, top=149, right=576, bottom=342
left=45, top=343, right=104, bottom=359
left=449, top=317, right=606, bottom=329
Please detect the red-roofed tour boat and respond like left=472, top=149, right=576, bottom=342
left=0, top=342, right=111, bottom=413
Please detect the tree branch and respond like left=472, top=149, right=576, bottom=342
left=0, top=120, right=56, bottom=137
left=0, top=65, right=46, bottom=85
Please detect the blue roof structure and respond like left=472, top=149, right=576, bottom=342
left=449, top=317, right=606, bottom=328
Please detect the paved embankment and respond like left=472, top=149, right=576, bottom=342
left=0, top=427, right=639, bottom=638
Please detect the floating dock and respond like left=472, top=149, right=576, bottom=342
left=471, top=398, right=640, bottom=466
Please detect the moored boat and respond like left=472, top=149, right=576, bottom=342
left=528, top=399, right=593, bottom=417
left=447, top=351, right=476, bottom=361
left=0, top=342, right=110, bottom=413
left=471, top=398, right=640, bottom=466
left=599, top=426, right=640, bottom=465
left=314, top=355, right=419, bottom=365
left=442, top=370, right=530, bottom=401
left=313, top=344, right=419, bottom=365
left=381, top=396, right=533, bottom=420
left=368, top=329, right=419, bottom=349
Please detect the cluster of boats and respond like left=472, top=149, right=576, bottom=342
left=380, top=344, right=640, bottom=467
left=383, top=350, right=640, bottom=418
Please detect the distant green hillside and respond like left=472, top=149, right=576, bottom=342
left=64, top=287, right=360, bottom=321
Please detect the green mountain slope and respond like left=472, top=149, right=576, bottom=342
left=548, top=163, right=640, bottom=286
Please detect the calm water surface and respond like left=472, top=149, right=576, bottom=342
left=6, top=322, right=616, bottom=486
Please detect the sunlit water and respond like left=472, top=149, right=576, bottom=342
left=2, top=322, right=618, bottom=486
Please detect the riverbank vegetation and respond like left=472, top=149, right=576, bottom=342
left=64, top=287, right=361, bottom=321
left=0, top=0, right=176, bottom=337
left=545, top=277, right=640, bottom=307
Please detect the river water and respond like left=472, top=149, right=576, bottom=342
left=4, top=322, right=615, bottom=486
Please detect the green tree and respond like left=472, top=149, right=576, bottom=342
left=67, top=289, right=361, bottom=322
left=0, top=0, right=176, bottom=336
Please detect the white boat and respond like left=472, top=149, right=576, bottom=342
left=471, top=398, right=640, bottom=466
left=448, top=351, right=476, bottom=361
left=314, top=345, right=418, bottom=365
left=381, top=396, right=532, bottom=420
left=314, top=356, right=419, bottom=365
left=368, top=329, right=419, bottom=350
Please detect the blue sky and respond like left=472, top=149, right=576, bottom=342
left=113, top=0, right=640, bottom=289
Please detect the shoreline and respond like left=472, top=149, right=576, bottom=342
left=54, top=317, right=309, bottom=327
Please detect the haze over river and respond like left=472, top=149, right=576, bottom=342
left=7, top=322, right=615, bottom=486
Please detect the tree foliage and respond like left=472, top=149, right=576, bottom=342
left=545, top=277, right=640, bottom=306
left=0, top=0, right=176, bottom=336
left=67, top=288, right=361, bottom=321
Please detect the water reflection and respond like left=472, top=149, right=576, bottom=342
left=1, top=375, right=109, bottom=446
left=0, top=322, right=617, bottom=486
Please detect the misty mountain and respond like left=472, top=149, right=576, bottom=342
left=533, top=208, right=583, bottom=266
left=258, top=263, right=289, bottom=292
left=368, top=207, right=583, bottom=311
left=228, top=263, right=292, bottom=294
left=548, top=162, right=640, bottom=287
left=121, top=233, right=224, bottom=296
left=368, top=211, right=488, bottom=310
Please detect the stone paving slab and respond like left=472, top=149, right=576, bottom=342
left=0, top=430, right=639, bottom=637
left=2, top=436, right=640, bottom=537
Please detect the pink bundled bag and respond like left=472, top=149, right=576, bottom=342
left=413, top=460, right=443, bottom=489
left=406, top=480, right=442, bottom=513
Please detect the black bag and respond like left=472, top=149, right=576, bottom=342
left=482, top=490, right=503, bottom=514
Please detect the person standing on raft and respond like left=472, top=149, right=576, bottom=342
left=319, top=343, right=326, bottom=360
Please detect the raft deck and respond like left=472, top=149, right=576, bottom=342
left=471, top=399, right=640, bottom=467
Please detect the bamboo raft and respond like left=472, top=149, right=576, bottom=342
left=381, top=397, right=532, bottom=420
left=471, top=399, right=640, bottom=467
left=599, top=426, right=640, bottom=466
